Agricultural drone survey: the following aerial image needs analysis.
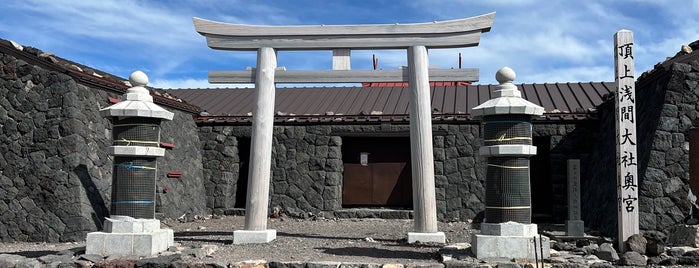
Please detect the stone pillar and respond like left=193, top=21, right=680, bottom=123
left=470, top=67, right=549, bottom=260
left=234, top=47, right=277, bottom=244
left=86, top=71, right=174, bottom=257
left=406, top=45, right=445, bottom=244
left=566, top=159, right=585, bottom=236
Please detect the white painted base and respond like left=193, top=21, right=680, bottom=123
left=481, top=222, right=538, bottom=236
left=566, top=220, right=585, bottom=237
left=104, top=217, right=160, bottom=233
left=472, top=233, right=549, bottom=260
left=233, top=229, right=277, bottom=244
left=86, top=228, right=173, bottom=257
left=472, top=222, right=549, bottom=260
left=408, top=232, right=446, bottom=244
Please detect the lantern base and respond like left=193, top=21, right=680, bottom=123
left=86, top=218, right=173, bottom=257
left=233, top=229, right=277, bottom=244
left=472, top=222, right=549, bottom=260
left=408, top=231, right=446, bottom=244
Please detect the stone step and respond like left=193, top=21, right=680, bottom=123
left=218, top=208, right=414, bottom=220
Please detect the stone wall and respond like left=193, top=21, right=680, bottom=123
left=0, top=49, right=205, bottom=242
left=156, top=111, right=207, bottom=220
left=636, top=59, right=699, bottom=234
left=534, top=122, right=599, bottom=223
left=582, top=53, right=699, bottom=237
left=199, top=125, right=245, bottom=213
left=0, top=54, right=113, bottom=242
left=199, top=121, right=597, bottom=222
left=581, top=100, right=617, bottom=236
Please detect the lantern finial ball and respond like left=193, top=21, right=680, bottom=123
left=129, top=71, right=149, bottom=87
left=495, top=67, right=516, bottom=84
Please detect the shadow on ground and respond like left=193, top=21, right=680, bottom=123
left=277, top=231, right=394, bottom=243
left=316, top=247, right=437, bottom=260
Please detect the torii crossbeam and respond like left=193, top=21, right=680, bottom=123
left=193, top=12, right=495, bottom=244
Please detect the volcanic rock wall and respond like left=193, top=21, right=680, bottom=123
left=583, top=49, right=699, bottom=237
left=198, top=122, right=597, bottom=222
left=0, top=48, right=205, bottom=242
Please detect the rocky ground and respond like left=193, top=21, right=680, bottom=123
left=3, top=216, right=699, bottom=267
left=0, top=215, right=473, bottom=267
left=163, top=215, right=474, bottom=264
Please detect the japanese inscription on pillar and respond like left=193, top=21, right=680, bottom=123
left=614, top=30, right=639, bottom=251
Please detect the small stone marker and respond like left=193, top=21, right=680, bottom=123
left=566, top=159, right=585, bottom=236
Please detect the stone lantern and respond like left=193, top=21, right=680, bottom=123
left=470, top=67, right=549, bottom=260
left=86, top=71, right=174, bottom=257
left=101, top=70, right=173, bottom=218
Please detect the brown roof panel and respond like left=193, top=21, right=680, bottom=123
left=394, top=87, right=411, bottom=115
left=315, top=87, right=344, bottom=114
left=533, top=84, right=556, bottom=112
left=276, top=88, right=302, bottom=113
left=519, top=84, right=539, bottom=107
left=371, top=86, right=393, bottom=114
left=168, top=81, right=613, bottom=123
left=564, top=83, right=590, bottom=112
left=546, top=83, right=568, bottom=112
left=383, top=86, right=404, bottom=114
left=455, top=86, right=468, bottom=114
left=432, top=85, right=446, bottom=113
left=359, top=87, right=383, bottom=114
left=476, top=85, right=490, bottom=105
left=443, top=86, right=457, bottom=114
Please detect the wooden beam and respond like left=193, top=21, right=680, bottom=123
left=614, top=29, right=639, bottom=252
left=193, top=13, right=494, bottom=50
left=209, top=68, right=479, bottom=84
left=244, top=47, right=276, bottom=232
left=203, top=32, right=483, bottom=50
left=407, top=45, right=441, bottom=238
left=333, top=49, right=351, bottom=70
left=193, top=13, right=494, bottom=36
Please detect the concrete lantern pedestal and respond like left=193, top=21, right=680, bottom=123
left=470, top=67, right=549, bottom=260
left=86, top=71, right=174, bottom=257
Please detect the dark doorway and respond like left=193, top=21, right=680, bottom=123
left=235, top=137, right=251, bottom=208
left=342, top=137, right=413, bottom=208
left=530, top=136, right=553, bottom=222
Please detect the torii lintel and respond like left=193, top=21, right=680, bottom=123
left=192, top=12, right=495, bottom=51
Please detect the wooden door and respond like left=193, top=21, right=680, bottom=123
left=342, top=137, right=413, bottom=208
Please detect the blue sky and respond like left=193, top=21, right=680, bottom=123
left=1, top=0, right=698, bottom=88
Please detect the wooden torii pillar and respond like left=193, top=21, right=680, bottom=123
left=193, top=13, right=495, bottom=244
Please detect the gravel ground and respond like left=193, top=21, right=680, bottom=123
left=0, top=215, right=476, bottom=264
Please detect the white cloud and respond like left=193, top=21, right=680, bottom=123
left=5, top=1, right=197, bottom=48
left=3, top=0, right=696, bottom=89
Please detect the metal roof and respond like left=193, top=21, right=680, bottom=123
left=169, top=82, right=615, bottom=124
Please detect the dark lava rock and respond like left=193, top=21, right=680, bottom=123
left=594, top=243, right=619, bottom=262
left=625, top=233, right=647, bottom=254
left=620, top=251, right=646, bottom=266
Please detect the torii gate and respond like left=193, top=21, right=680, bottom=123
left=193, top=12, right=495, bottom=244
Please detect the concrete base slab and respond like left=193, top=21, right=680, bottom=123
left=408, top=232, right=446, bottom=244
left=481, top=222, right=538, bottom=236
left=566, top=220, right=585, bottom=237
left=86, top=228, right=174, bottom=257
left=104, top=217, right=161, bottom=233
left=233, top=229, right=277, bottom=244
left=471, top=233, right=550, bottom=260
